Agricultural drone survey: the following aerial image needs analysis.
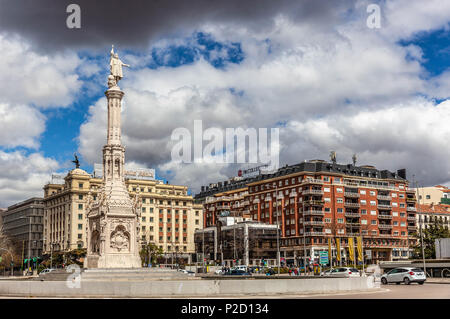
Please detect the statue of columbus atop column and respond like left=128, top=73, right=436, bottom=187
left=110, top=45, right=130, bottom=85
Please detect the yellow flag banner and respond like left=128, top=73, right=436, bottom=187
left=336, top=238, right=341, bottom=262
left=328, top=238, right=332, bottom=262
left=357, top=236, right=363, bottom=262
left=348, top=237, right=355, bottom=262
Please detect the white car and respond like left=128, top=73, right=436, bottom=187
left=321, top=267, right=361, bottom=278
left=39, top=268, right=55, bottom=275
left=381, top=267, right=426, bottom=285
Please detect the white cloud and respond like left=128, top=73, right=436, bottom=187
left=0, top=103, right=45, bottom=149
left=0, top=151, right=59, bottom=207
left=0, top=35, right=82, bottom=108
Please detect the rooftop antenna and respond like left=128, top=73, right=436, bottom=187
left=330, top=151, right=337, bottom=164
left=352, top=153, right=357, bottom=166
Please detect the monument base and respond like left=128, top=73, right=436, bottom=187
left=84, top=254, right=141, bottom=269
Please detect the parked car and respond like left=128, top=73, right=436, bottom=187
left=233, top=265, right=249, bottom=272
left=321, top=267, right=360, bottom=278
left=224, top=269, right=251, bottom=276
left=215, top=269, right=224, bottom=275
left=179, top=269, right=195, bottom=275
left=381, top=267, right=426, bottom=285
left=39, top=268, right=55, bottom=276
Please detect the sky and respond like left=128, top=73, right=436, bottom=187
left=1, top=0, right=450, bottom=207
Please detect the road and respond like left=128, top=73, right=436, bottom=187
left=291, top=282, right=450, bottom=299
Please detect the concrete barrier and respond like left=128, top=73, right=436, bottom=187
left=0, top=276, right=378, bottom=297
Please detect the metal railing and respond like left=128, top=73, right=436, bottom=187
left=407, top=207, right=417, bottom=211
left=378, top=214, right=393, bottom=219
left=344, top=202, right=360, bottom=208
left=303, top=200, right=325, bottom=206
left=304, top=231, right=325, bottom=236
left=302, top=210, right=325, bottom=216
left=378, top=224, right=393, bottom=229
left=378, top=204, right=392, bottom=209
left=301, top=179, right=324, bottom=185
left=344, top=192, right=360, bottom=198
left=377, top=195, right=392, bottom=201
left=302, top=189, right=324, bottom=195
left=344, top=212, right=360, bottom=218
left=303, top=221, right=324, bottom=226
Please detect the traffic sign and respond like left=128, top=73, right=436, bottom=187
left=319, top=251, right=329, bottom=265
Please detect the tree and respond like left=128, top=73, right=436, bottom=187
left=0, top=225, right=21, bottom=273
left=412, top=220, right=450, bottom=259
left=140, top=242, right=163, bottom=266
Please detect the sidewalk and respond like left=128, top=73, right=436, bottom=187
left=425, top=278, right=450, bottom=284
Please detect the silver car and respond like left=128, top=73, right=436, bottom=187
left=321, top=267, right=361, bottom=278
left=381, top=267, right=426, bottom=285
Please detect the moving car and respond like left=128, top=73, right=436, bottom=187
left=223, top=269, right=251, bottom=276
left=381, top=267, right=426, bottom=285
left=39, top=268, right=55, bottom=276
left=321, top=267, right=360, bottom=278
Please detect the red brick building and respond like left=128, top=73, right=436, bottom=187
left=196, top=159, right=418, bottom=264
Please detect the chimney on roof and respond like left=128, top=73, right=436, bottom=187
left=397, top=169, right=406, bottom=179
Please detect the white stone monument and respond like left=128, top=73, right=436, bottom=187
left=84, top=46, right=141, bottom=268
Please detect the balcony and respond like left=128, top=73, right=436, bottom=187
left=406, top=197, right=416, bottom=203
left=344, top=192, right=360, bottom=198
left=407, top=216, right=416, bottom=221
left=379, top=233, right=393, bottom=237
left=303, top=221, right=324, bottom=226
left=346, top=232, right=360, bottom=236
left=407, top=225, right=416, bottom=230
left=344, top=202, right=360, bottom=208
left=303, top=210, right=325, bottom=216
left=344, top=212, right=360, bottom=218
left=301, top=179, right=324, bottom=185
left=216, top=205, right=230, bottom=210
left=378, top=224, right=393, bottom=230
left=241, top=200, right=250, bottom=206
left=302, top=189, right=324, bottom=195
left=378, top=204, right=392, bottom=209
left=304, top=231, right=325, bottom=236
left=378, top=214, right=393, bottom=220
left=377, top=195, right=392, bottom=201
left=303, top=200, right=325, bottom=206
left=407, top=206, right=416, bottom=212
left=346, top=222, right=361, bottom=226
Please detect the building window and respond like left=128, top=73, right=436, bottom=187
left=78, top=234, right=82, bottom=239
left=78, top=214, right=83, bottom=220
left=360, top=200, right=367, bottom=205
left=195, top=220, right=199, bottom=225
left=337, top=218, right=344, bottom=223
left=142, top=207, right=146, bottom=212
left=360, top=190, right=366, bottom=195
left=78, top=224, right=83, bottom=230
left=79, top=183, right=83, bottom=188
left=78, top=204, right=83, bottom=210
left=426, top=195, right=431, bottom=199
left=361, top=209, right=367, bottom=215
left=337, top=208, right=343, bottom=213
left=195, top=211, right=199, bottom=216
left=371, top=220, right=377, bottom=225
left=78, top=195, right=83, bottom=200
left=336, top=198, right=343, bottom=203
left=142, top=217, right=146, bottom=222
left=336, top=188, right=343, bottom=193
left=150, top=217, right=154, bottom=222
left=142, top=226, right=146, bottom=231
